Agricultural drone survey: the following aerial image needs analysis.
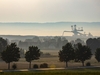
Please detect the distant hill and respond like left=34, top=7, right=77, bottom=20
left=0, top=22, right=100, bottom=41
left=0, top=35, right=36, bottom=41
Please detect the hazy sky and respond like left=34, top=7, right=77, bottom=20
left=0, top=24, right=100, bottom=36
left=0, top=0, right=100, bottom=22
left=0, top=0, right=100, bottom=36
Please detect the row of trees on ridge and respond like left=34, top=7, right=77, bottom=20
left=1, top=42, right=100, bottom=69
left=1, top=43, right=40, bottom=69
left=59, top=43, right=92, bottom=67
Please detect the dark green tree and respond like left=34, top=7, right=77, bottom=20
left=1, top=43, right=20, bottom=69
left=0, top=37, right=7, bottom=53
left=95, top=48, right=100, bottom=62
left=75, top=43, right=92, bottom=66
left=58, top=43, right=74, bottom=67
left=25, top=46, right=40, bottom=69
left=86, top=38, right=100, bottom=54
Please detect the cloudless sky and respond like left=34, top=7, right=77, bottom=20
left=0, top=0, right=100, bottom=22
left=0, top=0, right=100, bottom=36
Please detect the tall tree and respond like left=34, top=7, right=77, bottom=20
left=0, top=37, right=7, bottom=53
left=25, top=46, right=40, bottom=69
left=95, top=48, right=100, bottom=62
left=86, top=38, right=100, bottom=54
left=58, top=43, right=74, bottom=67
left=1, top=43, right=20, bottom=69
left=75, top=43, right=92, bottom=66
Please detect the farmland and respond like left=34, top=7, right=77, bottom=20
left=0, top=54, right=99, bottom=70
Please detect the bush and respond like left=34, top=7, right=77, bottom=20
left=40, top=63, right=48, bottom=68
left=12, top=63, right=17, bottom=70
left=40, top=64, right=43, bottom=68
left=33, top=64, right=38, bottom=69
left=86, top=62, right=91, bottom=66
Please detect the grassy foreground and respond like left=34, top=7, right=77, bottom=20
left=0, top=68, right=100, bottom=75
left=1, top=72, right=100, bottom=75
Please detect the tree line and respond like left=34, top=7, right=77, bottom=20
left=18, top=36, right=85, bottom=50
left=86, top=38, right=100, bottom=53
left=0, top=37, right=100, bottom=69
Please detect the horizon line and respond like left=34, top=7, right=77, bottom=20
left=0, top=21, right=100, bottom=23
left=0, top=34, right=99, bottom=37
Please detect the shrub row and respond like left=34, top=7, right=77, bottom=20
left=12, top=63, right=49, bottom=69
left=33, top=63, right=48, bottom=68
left=12, top=62, right=91, bottom=70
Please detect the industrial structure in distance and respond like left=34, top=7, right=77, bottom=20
left=62, top=25, right=93, bottom=37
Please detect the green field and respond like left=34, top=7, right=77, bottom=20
left=1, top=68, right=100, bottom=75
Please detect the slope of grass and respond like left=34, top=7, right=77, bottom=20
left=1, top=68, right=100, bottom=75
